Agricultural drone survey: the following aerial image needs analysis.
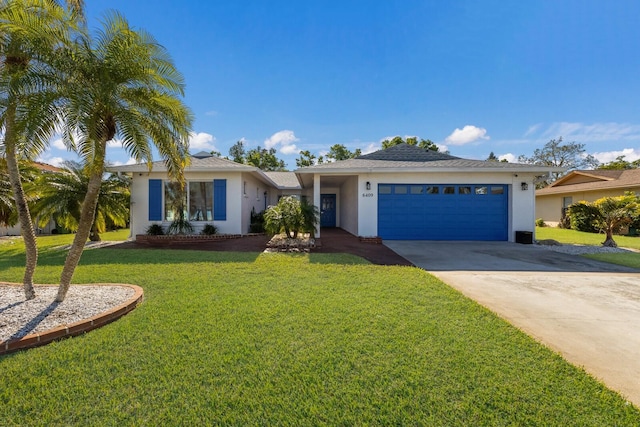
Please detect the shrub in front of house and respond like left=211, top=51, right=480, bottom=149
left=567, top=202, right=600, bottom=233
left=201, top=224, right=218, bottom=235
left=146, top=224, right=165, bottom=235
left=249, top=208, right=265, bottom=233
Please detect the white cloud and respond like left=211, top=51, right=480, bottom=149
left=205, top=110, right=218, bottom=117
left=264, top=130, right=300, bottom=155
left=524, top=124, right=542, bottom=137
left=107, top=138, right=124, bottom=148
left=189, top=132, right=216, bottom=151
left=264, top=130, right=299, bottom=150
left=438, top=144, right=449, bottom=153
left=110, top=157, right=138, bottom=166
left=531, top=122, right=640, bottom=144
left=591, top=148, right=640, bottom=164
left=280, top=144, right=299, bottom=155
left=51, top=138, right=66, bottom=150
left=445, top=125, right=489, bottom=146
left=362, top=143, right=380, bottom=154
left=499, top=153, right=517, bottom=163
left=36, top=155, right=66, bottom=167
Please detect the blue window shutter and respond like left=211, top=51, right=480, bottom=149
left=213, top=179, right=227, bottom=221
left=148, top=179, right=162, bottom=221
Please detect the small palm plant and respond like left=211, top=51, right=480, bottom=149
left=264, top=196, right=318, bottom=238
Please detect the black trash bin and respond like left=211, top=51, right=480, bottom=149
left=515, top=231, right=533, bottom=244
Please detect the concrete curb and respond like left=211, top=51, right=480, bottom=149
left=1, top=284, right=143, bottom=355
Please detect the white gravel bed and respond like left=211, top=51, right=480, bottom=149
left=537, top=243, right=635, bottom=255
left=0, top=284, right=134, bottom=342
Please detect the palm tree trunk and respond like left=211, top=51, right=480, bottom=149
left=89, top=221, right=101, bottom=242
left=4, top=102, right=37, bottom=300
left=56, top=144, right=106, bottom=302
left=602, top=228, right=617, bottom=248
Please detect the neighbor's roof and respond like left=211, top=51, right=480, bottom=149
left=263, top=171, right=301, bottom=189
left=295, top=144, right=563, bottom=174
left=33, top=161, right=62, bottom=173
left=536, top=169, right=640, bottom=195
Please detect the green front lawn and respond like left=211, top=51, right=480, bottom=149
left=1, top=235, right=639, bottom=425
left=536, top=226, right=640, bottom=269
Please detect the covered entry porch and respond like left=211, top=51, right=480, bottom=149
left=298, top=173, right=362, bottom=238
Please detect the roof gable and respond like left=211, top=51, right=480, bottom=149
left=356, top=143, right=460, bottom=162
left=537, top=169, right=640, bottom=195
left=296, top=143, right=562, bottom=174
left=550, top=170, right=622, bottom=187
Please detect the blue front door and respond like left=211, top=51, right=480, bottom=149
left=320, top=194, right=336, bottom=227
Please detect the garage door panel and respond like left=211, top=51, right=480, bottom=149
left=378, top=184, right=508, bottom=241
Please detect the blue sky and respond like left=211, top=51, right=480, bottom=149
left=39, top=0, right=640, bottom=169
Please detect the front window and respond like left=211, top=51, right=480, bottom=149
left=189, top=182, right=213, bottom=221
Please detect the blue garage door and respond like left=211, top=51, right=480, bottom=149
left=378, top=184, right=508, bottom=241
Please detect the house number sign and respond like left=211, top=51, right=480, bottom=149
left=361, top=192, right=374, bottom=198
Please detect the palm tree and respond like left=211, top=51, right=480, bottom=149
left=54, top=12, right=192, bottom=301
left=0, top=0, right=77, bottom=299
left=32, top=161, right=130, bottom=241
left=0, top=158, right=39, bottom=227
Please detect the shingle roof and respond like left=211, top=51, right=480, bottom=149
left=263, top=171, right=301, bottom=189
left=537, top=169, right=640, bottom=195
left=356, top=143, right=460, bottom=162
left=296, top=143, right=561, bottom=173
left=108, top=154, right=255, bottom=173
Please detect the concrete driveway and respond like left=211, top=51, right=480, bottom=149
left=384, top=241, right=640, bottom=407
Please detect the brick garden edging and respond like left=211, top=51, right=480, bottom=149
left=135, top=234, right=266, bottom=244
left=0, top=284, right=143, bottom=355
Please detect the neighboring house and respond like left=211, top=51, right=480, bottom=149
left=536, top=169, right=640, bottom=225
left=109, top=152, right=301, bottom=237
left=112, top=144, right=559, bottom=242
left=1, top=162, right=61, bottom=237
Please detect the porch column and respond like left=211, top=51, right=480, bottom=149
left=313, top=173, right=321, bottom=238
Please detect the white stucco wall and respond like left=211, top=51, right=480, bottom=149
left=339, top=176, right=359, bottom=235
left=241, top=173, right=273, bottom=233
left=355, top=171, right=539, bottom=242
left=129, top=171, right=245, bottom=237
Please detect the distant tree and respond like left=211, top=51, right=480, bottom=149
left=487, top=152, right=509, bottom=163
left=326, top=144, right=361, bottom=161
left=246, top=146, right=287, bottom=171
left=296, top=150, right=318, bottom=167
left=518, top=137, right=599, bottom=187
left=229, top=140, right=246, bottom=163
left=569, top=194, right=639, bottom=247
left=381, top=136, right=439, bottom=151
left=209, top=150, right=222, bottom=157
left=598, top=156, right=640, bottom=170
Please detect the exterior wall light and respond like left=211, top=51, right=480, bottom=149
left=521, top=182, right=528, bottom=191
left=366, top=181, right=371, bottom=190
